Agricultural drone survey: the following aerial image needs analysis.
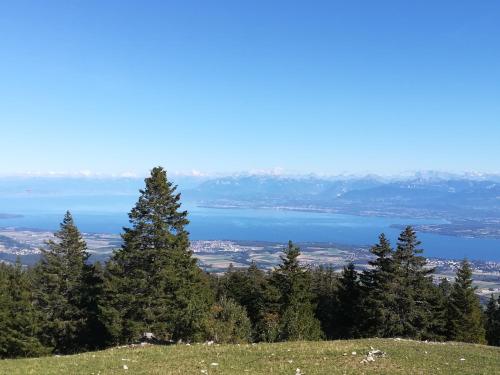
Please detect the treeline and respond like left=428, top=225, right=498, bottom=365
left=1, top=167, right=499, bottom=358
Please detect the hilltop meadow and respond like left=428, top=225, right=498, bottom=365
left=1, top=339, right=499, bottom=375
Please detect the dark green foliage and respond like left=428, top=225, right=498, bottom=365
left=438, top=277, right=452, bottom=298
left=218, top=262, right=280, bottom=341
left=360, top=234, right=399, bottom=337
left=446, top=260, right=486, bottom=343
left=100, top=167, right=213, bottom=344
left=33, top=212, right=91, bottom=353
left=360, top=230, right=447, bottom=341
left=272, top=241, right=322, bottom=341
left=0, top=261, right=48, bottom=358
left=485, top=295, right=500, bottom=346
left=205, top=297, right=252, bottom=343
left=391, top=226, right=435, bottom=339
left=333, top=263, right=363, bottom=339
left=423, top=280, right=449, bottom=341
left=311, top=265, right=338, bottom=339
left=219, top=262, right=264, bottom=327
left=80, top=261, right=108, bottom=350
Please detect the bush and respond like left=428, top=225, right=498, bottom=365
left=205, top=297, right=252, bottom=343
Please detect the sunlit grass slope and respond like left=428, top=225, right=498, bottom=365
left=1, top=338, right=499, bottom=375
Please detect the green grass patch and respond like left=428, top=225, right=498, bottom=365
left=0, top=338, right=499, bottom=374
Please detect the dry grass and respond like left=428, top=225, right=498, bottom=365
left=1, top=338, right=499, bottom=374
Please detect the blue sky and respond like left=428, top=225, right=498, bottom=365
left=0, top=1, right=499, bottom=176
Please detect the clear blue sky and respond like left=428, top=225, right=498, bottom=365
left=0, top=1, right=499, bottom=176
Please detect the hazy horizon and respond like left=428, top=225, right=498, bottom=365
left=1, top=168, right=500, bottom=180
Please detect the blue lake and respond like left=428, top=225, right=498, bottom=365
left=1, top=196, right=499, bottom=261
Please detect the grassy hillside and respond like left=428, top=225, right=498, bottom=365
left=0, top=338, right=499, bottom=375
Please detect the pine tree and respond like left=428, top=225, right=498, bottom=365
left=361, top=234, right=399, bottom=337
left=100, top=167, right=213, bottom=344
left=392, top=226, right=435, bottom=338
left=432, top=277, right=454, bottom=340
left=485, top=295, right=500, bottom=346
left=219, top=261, right=276, bottom=340
left=447, top=260, right=486, bottom=343
left=311, top=265, right=338, bottom=339
left=424, top=280, right=449, bottom=341
left=0, top=261, right=48, bottom=358
left=33, top=211, right=90, bottom=353
left=334, top=263, right=363, bottom=338
left=252, top=268, right=281, bottom=343
left=80, top=261, right=108, bottom=350
left=272, top=241, right=322, bottom=341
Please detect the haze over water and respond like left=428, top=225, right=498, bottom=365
left=1, top=196, right=499, bottom=261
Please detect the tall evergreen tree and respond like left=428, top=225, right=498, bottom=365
left=447, top=260, right=486, bottom=343
left=251, top=268, right=281, bottom=343
left=360, top=234, right=399, bottom=337
left=333, top=263, right=363, bottom=338
left=272, top=241, right=322, bottom=341
left=424, top=280, right=449, bottom=341
left=33, top=211, right=91, bottom=353
left=391, top=226, right=435, bottom=338
left=311, top=265, right=338, bottom=339
left=0, top=261, right=47, bottom=358
left=100, top=167, right=213, bottom=344
left=485, top=295, right=500, bottom=346
left=80, top=261, right=108, bottom=350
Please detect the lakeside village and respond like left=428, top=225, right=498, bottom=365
left=1, top=227, right=499, bottom=301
